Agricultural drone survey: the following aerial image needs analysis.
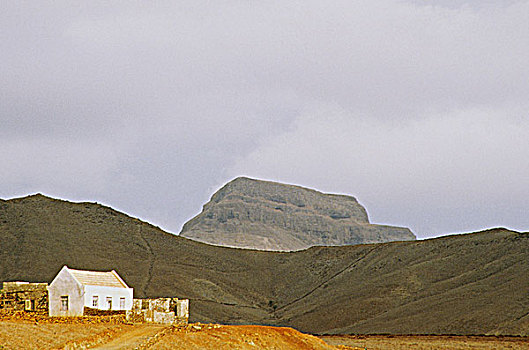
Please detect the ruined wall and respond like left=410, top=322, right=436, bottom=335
left=126, top=297, right=189, bottom=324
left=175, top=299, right=189, bottom=319
left=0, top=282, right=48, bottom=312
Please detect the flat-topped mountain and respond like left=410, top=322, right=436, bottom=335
left=180, top=177, right=416, bottom=250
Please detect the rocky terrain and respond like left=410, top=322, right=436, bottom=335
left=1, top=194, right=529, bottom=336
left=180, top=177, right=415, bottom=250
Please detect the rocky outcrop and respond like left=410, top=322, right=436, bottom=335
left=180, top=177, right=415, bottom=251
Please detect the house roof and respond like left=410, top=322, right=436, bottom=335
left=65, top=267, right=130, bottom=288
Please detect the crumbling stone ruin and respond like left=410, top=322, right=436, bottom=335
left=126, top=298, right=189, bottom=325
left=0, top=282, right=48, bottom=312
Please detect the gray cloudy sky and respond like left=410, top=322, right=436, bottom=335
left=1, top=1, right=528, bottom=239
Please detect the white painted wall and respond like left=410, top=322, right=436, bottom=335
left=84, top=285, right=133, bottom=310
left=48, top=267, right=84, bottom=316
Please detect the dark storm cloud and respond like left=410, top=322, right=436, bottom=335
left=1, top=1, right=528, bottom=238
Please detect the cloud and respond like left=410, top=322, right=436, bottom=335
left=227, top=105, right=529, bottom=238
left=0, top=0, right=528, bottom=237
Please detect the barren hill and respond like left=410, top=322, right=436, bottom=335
left=180, top=177, right=415, bottom=250
left=1, top=194, right=529, bottom=336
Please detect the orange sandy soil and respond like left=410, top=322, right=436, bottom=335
left=0, top=321, right=347, bottom=350
left=320, top=334, right=529, bottom=350
left=0, top=320, right=129, bottom=349
left=149, top=324, right=340, bottom=350
left=4, top=320, right=528, bottom=350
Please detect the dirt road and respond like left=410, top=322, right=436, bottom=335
left=91, top=324, right=167, bottom=349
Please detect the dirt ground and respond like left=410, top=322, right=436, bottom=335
left=0, top=320, right=125, bottom=349
left=149, top=324, right=337, bottom=350
left=0, top=321, right=338, bottom=350
left=91, top=324, right=166, bottom=349
left=2, top=320, right=529, bottom=349
left=320, top=334, right=529, bottom=350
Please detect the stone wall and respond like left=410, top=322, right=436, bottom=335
left=175, top=299, right=189, bottom=319
left=0, top=281, right=48, bottom=311
left=83, top=307, right=126, bottom=316
left=126, top=297, right=189, bottom=325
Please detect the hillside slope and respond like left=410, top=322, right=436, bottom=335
left=180, top=177, right=415, bottom=250
left=1, top=194, right=528, bottom=335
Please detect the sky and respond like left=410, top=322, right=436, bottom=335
left=1, top=1, right=528, bottom=239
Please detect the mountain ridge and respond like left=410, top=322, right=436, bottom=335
left=1, top=194, right=529, bottom=335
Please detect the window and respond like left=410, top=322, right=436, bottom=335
left=106, top=297, right=112, bottom=310
left=92, top=296, right=99, bottom=308
left=25, top=300, right=34, bottom=311
left=119, top=297, right=125, bottom=309
left=60, top=296, right=69, bottom=311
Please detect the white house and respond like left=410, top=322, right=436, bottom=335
left=48, top=266, right=133, bottom=317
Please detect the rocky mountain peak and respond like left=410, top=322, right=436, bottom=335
left=180, top=177, right=415, bottom=251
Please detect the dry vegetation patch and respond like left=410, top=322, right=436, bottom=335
left=320, top=334, right=529, bottom=350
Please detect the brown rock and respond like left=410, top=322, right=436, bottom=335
left=180, top=177, right=415, bottom=251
